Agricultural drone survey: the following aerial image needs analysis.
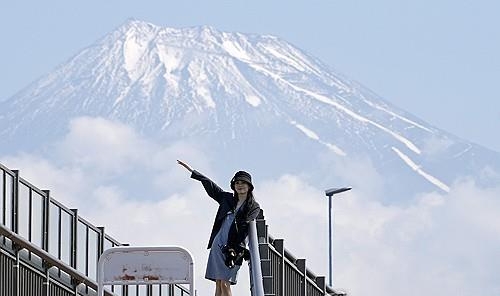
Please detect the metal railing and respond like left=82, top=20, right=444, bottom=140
left=248, top=220, right=264, bottom=296
left=0, top=162, right=190, bottom=296
left=255, top=211, right=346, bottom=296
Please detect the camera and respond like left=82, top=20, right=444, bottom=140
left=221, top=245, right=238, bottom=268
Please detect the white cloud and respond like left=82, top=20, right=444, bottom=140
left=317, top=153, right=386, bottom=200
left=478, top=166, right=500, bottom=184
left=0, top=152, right=88, bottom=207
left=2, top=117, right=500, bottom=296
left=55, top=116, right=155, bottom=174
left=332, top=180, right=500, bottom=295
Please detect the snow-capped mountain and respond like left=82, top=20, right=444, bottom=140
left=1, top=19, right=499, bottom=199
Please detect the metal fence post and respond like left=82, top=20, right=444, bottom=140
left=70, top=209, right=78, bottom=270
left=12, top=170, right=19, bottom=234
left=315, top=276, right=326, bottom=295
left=274, top=239, right=285, bottom=296
left=13, top=245, right=21, bottom=296
left=97, top=226, right=105, bottom=263
left=42, top=190, right=50, bottom=252
left=296, top=259, right=306, bottom=296
left=12, top=170, right=20, bottom=296
left=42, top=261, right=51, bottom=296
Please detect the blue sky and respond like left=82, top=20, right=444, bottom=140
left=1, top=1, right=499, bottom=153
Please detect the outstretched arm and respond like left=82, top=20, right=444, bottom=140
left=177, top=160, right=225, bottom=203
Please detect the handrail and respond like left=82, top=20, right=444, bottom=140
left=248, top=219, right=264, bottom=296
left=260, top=222, right=347, bottom=295
left=0, top=223, right=114, bottom=296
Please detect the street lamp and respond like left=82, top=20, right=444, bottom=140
left=325, top=187, right=352, bottom=287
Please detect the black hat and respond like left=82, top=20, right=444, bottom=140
left=230, top=171, right=254, bottom=191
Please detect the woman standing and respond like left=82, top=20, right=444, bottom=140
left=177, top=160, right=261, bottom=296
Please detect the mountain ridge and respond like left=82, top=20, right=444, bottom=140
left=1, top=19, right=499, bottom=199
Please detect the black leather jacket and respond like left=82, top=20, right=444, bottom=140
left=191, top=170, right=261, bottom=250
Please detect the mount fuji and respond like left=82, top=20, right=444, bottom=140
left=1, top=19, right=499, bottom=200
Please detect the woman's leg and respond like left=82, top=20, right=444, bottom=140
left=215, top=280, right=222, bottom=296
left=219, top=280, right=232, bottom=296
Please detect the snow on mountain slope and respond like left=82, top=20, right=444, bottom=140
left=1, top=19, right=499, bottom=199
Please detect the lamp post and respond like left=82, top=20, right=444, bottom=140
left=325, top=187, right=351, bottom=287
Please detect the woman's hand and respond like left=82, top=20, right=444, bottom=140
left=177, top=159, right=193, bottom=173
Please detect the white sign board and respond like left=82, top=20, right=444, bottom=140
left=97, top=246, right=194, bottom=296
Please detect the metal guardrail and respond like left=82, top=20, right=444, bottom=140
left=1, top=223, right=114, bottom=296
left=0, top=162, right=190, bottom=296
left=255, top=211, right=346, bottom=296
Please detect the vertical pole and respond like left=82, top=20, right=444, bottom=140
left=42, top=263, right=51, bottom=296
left=189, top=260, right=195, bottom=296
left=98, top=227, right=105, bottom=255
left=274, top=239, right=285, bottom=296
left=1, top=170, right=4, bottom=229
left=97, top=257, right=104, bottom=296
left=12, top=170, right=19, bottom=234
left=70, top=209, right=78, bottom=270
left=12, top=170, right=20, bottom=296
left=328, top=195, right=333, bottom=287
left=13, top=246, right=20, bottom=296
left=296, top=259, right=306, bottom=296
left=248, top=220, right=264, bottom=296
left=42, top=190, right=50, bottom=252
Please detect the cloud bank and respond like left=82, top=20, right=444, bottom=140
left=2, top=117, right=499, bottom=296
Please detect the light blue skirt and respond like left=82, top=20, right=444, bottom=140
left=205, top=211, right=242, bottom=284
